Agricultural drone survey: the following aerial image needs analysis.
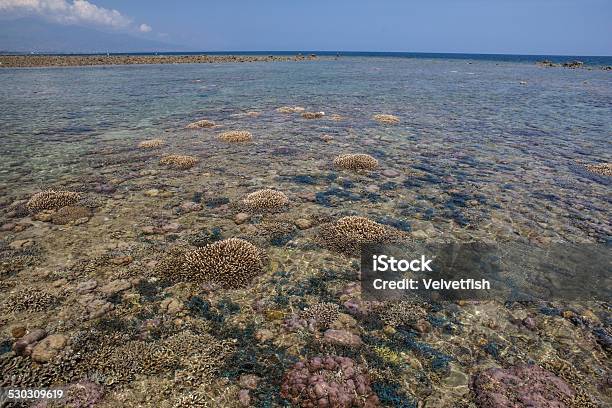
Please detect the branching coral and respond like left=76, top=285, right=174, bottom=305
left=585, top=163, right=611, bottom=176
left=160, top=154, right=198, bottom=169
left=186, top=119, right=216, bottom=129
left=378, top=301, right=428, bottom=327
left=373, top=114, right=400, bottom=125
left=218, top=131, right=252, bottom=142
left=301, top=111, right=325, bottom=119
left=300, top=303, right=341, bottom=328
left=26, top=190, right=81, bottom=213
left=138, top=138, right=165, bottom=149
left=333, top=154, right=379, bottom=171
left=276, top=106, right=305, bottom=113
left=318, top=216, right=403, bottom=256
left=241, top=189, right=289, bottom=212
left=183, top=238, right=266, bottom=288
left=3, top=289, right=59, bottom=312
left=280, top=356, right=380, bottom=407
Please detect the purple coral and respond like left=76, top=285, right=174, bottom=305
left=280, top=356, right=380, bottom=407
left=471, top=364, right=575, bottom=408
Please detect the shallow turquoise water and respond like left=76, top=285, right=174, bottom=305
left=0, top=57, right=611, bottom=406
left=0, top=57, right=610, bottom=242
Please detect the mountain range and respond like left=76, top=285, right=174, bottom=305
left=0, top=18, right=184, bottom=53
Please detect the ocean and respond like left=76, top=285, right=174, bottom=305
left=0, top=54, right=610, bottom=406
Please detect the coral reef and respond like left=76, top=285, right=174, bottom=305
left=32, top=380, right=104, bottom=408
left=285, top=302, right=341, bottom=332
left=301, top=111, right=325, bottom=119
left=183, top=238, right=266, bottom=288
left=0, top=240, right=42, bottom=277
left=373, top=114, right=400, bottom=124
left=51, top=205, right=92, bottom=225
left=318, top=216, right=403, bottom=255
left=471, top=364, right=578, bottom=408
left=218, top=130, right=253, bottom=142
left=186, top=119, right=216, bottom=129
left=160, top=154, right=198, bottom=169
left=280, top=355, right=380, bottom=407
left=242, top=189, right=289, bottom=212
left=166, top=331, right=236, bottom=386
left=276, top=106, right=305, bottom=113
left=585, top=163, right=611, bottom=176
left=3, top=289, right=59, bottom=312
left=137, top=138, right=164, bottom=148
left=26, top=190, right=81, bottom=213
left=299, top=303, right=341, bottom=328
left=333, top=154, right=379, bottom=171
left=378, top=301, right=428, bottom=327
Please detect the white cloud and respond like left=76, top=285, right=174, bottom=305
left=0, top=0, right=151, bottom=31
left=139, top=23, right=151, bottom=33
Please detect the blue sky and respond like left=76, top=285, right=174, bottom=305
left=2, top=0, right=611, bottom=55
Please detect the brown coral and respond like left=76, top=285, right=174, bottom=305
left=138, top=138, right=164, bottom=148
left=218, top=130, right=252, bottom=142
left=281, top=356, right=380, bottom=407
left=160, top=154, right=198, bottom=169
left=3, top=289, right=59, bottom=312
left=299, top=303, right=340, bottom=329
left=333, top=154, right=379, bottom=171
left=276, top=106, right=305, bottom=113
left=26, top=190, right=81, bottom=213
left=183, top=238, right=266, bottom=288
left=585, top=163, right=611, bottom=176
left=318, top=216, right=403, bottom=256
left=301, top=111, right=325, bottom=119
left=373, top=114, right=400, bottom=125
left=186, top=119, right=216, bottom=129
left=51, top=206, right=92, bottom=225
left=242, top=189, right=289, bottom=212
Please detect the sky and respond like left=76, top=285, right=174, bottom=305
left=1, top=0, right=611, bottom=55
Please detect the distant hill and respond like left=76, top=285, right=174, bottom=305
left=0, top=18, right=185, bottom=53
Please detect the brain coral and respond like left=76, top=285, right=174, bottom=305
left=373, top=114, right=400, bottom=125
left=471, top=364, right=577, bottom=408
left=183, top=238, right=266, bottom=288
left=186, top=119, right=216, bottom=129
left=276, top=106, right=305, bottom=113
left=333, top=154, right=379, bottom=171
left=160, top=154, right=198, bottom=169
left=241, top=189, right=289, bottom=212
left=318, top=216, right=402, bottom=256
left=281, top=355, right=380, bottom=407
left=26, top=190, right=81, bottom=213
left=218, top=130, right=252, bottom=142
left=138, top=138, right=164, bottom=149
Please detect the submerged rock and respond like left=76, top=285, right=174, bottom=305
left=323, top=329, right=363, bottom=347
left=31, top=334, right=68, bottom=363
left=471, top=364, right=575, bottom=408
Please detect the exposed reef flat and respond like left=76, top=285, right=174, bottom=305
left=0, top=53, right=318, bottom=68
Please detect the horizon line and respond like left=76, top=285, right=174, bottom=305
left=2, top=50, right=611, bottom=58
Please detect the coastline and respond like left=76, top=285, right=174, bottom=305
left=0, top=53, right=319, bottom=68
